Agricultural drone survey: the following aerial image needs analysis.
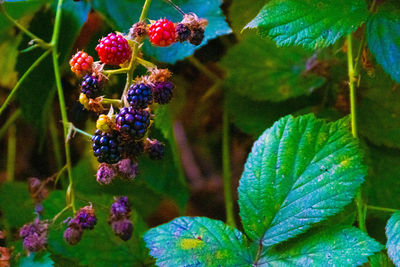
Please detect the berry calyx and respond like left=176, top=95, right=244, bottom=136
left=81, top=74, right=103, bottom=99
left=127, top=83, right=153, bottom=109
left=115, top=107, right=151, bottom=140
left=145, top=139, right=165, bottom=160
left=148, top=19, right=176, bottom=47
left=176, top=23, right=191, bottom=43
left=96, top=33, right=132, bottom=66
left=96, top=114, right=114, bottom=133
left=92, top=129, right=122, bottom=164
left=70, top=51, right=93, bottom=76
left=152, top=81, right=174, bottom=104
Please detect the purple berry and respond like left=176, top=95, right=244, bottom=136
left=145, top=139, right=165, bottom=160
left=127, top=83, right=153, bottom=109
left=111, top=196, right=131, bottom=219
left=64, top=226, right=83, bottom=245
left=76, top=206, right=97, bottom=230
left=115, top=107, right=151, bottom=140
left=176, top=23, right=191, bottom=42
left=97, top=163, right=116, bottom=185
left=111, top=219, right=133, bottom=241
left=116, top=159, right=139, bottom=180
left=81, top=74, right=103, bottom=99
left=19, top=219, right=48, bottom=252
left=92, top=129, right=122, bottom=164
left=152, top=81, right=174, bottom=104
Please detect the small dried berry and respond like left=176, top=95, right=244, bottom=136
left=96, top=33, right=132, bottom=66
left=70, top=51, right=93, bottom=76
left=129, top=21, right=148, bottom=39
left=148, top=19, right=176, bottom=47
left=96, top=163, right=116, bottom=185
left=145, top=139, right=165, bottom=160
left=19, top=219, right=48, bottom=252
left=152, top=81, right=174, bottom=104
left=189, top=27, right=205, bottom=46
left=63, top=226, right=83, bottom=245
left=175, top=23, right=191, bottom=42
left=96, top=114, right=114, bottom=133
left=116, top=158, right=139, bottom=180
left=119, top=139, right=144, bottom=159
left=110, top=219, right=133, bottom=241
left=110, top=196, right=131, bottom=219
left=76, top=205, right=97, bottom=230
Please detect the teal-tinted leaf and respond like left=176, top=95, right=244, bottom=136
left=144, top=217, right=253, bottom=267
left=245, top=0, right=368, bottom=49
left=220, top=34, right=325, bottom=102
left=43, top=191, right=152, bottom=267
left=238, top=114, right=366, bottom=246
left=358, top=67, right=400, bottom=148
left=142, top=0, right=231, bottom=63
left=386, top=211, right=400, bottom=266
left=0, top=181, right=35, bottom=228
left=93, top=0, right=231, bottom=63
left=367, top=1, right=400, bottom=83
left=19, top=252, right=54, bottom=267
left=258, top=227, right=382, bottom=266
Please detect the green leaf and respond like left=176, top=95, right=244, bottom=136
left=238, top=114, right=366, bottom=246
left=144, top=217, right=253, bottom=266
left=370, top=252, right=395, bottom=267
left=258, top=227, right=382, bottom=266
left=245, top=0, right=368, bottom=49
left=220, top=34, right=325, bottom=102
left=358, top=67, right=400, bottom=148
left=228, top=0, right=266, bottom=35
left=386, top=211, right=400, bottom=266
left=0, top=181, right=35, bottom=229
left=93, top=0, right=231, bottom=63
left=367, top=1, right=400, bottom=83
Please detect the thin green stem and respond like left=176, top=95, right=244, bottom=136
left=136, top=57, right=157, bottom=69
left=51, top=0, right=75, bottom=213
left=367, top=205, right=399, bottom=213
left=49, top=113, right=63, bottom=170
left=103, top=68, right=129, bottom=75
left=347, top=34, right=366, bottom=232
left=52, top=204, right=71, bottom=223
left=54, top=165, right=68, bottom=188
left=102, top=98, right=122, bottom=106
left=6, top=125, right=16, bottom=182
left=0, top=4, right=51, bottom=49
left=188, top=57, right=220, bottom=83
left=139, top=0, right=153, bottom=21
left=0, top=109, right=21, bottom=140
left=0, top=49, right=51, bottom=116
left=71, top=125, right=93, bottom=139
left=222, top=98, right=236, bottom=228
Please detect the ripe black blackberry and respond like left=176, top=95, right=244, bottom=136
left=119, top=139, right=144, bottom=159
left=115, top=107, right=151, bottom=140
left=92, top=130, right=121, bottom=164
left=127, top=83, right=153, bottom=109
left=81, top=74, right=103, bottom=99
left=145, top=139, right=165, bottom=160
left=189, top=28, right=205, bottom=46
left=152, top=81, right=174, bottom=104
left=176, top=23, right=191, bottom=42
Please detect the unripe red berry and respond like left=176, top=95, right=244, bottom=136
left=148, top=19, right=176, bottom=47
left=96, top=33, right=132, bottom=66
left=69, top=51, right=93, bottom=76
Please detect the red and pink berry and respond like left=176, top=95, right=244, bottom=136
left=69, top=51, right=93, bottom=76
left=96, top=33, right=132, bottom=66
left=148, top=19, right=176, bottom=47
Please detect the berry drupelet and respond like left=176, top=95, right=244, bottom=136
left=96, top=33, right=132, bottom=66
left=152, top=81, right=174, bottom=104
left=148, top=19, right=176, bottom=47
left=127, top=83, right=153, bottom=109
left=92, top=130, right=122, bottom=164
left=115, top=107, right=151, bottom=140
left=81, top=74, right=103, bottom=99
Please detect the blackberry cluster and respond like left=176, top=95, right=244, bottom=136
left=92, top=130, right=122, bottom=164
left=19, top=219, right=48, bottom=252
left=127, top=83, right=153, bottom=109
left=64, top=205, right=97, bottom=245
left=115, top=107, right=151, bottom=140
left=109, top=196, right=133, bottom=241
left=81, top=74, right=103, bottom=99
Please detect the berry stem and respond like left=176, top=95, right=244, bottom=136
left=102, top=98, right=122, bottom=106
left=6, top=124, right=16, bottom=182
left=0, top=3, right=52, bottom=50
left=188, top=57, right=220, bottom=83
left=52, top=204, right=72, bottom=223
left=136, top=57, right=157, bottom=69
left=50, top=113, right=63, bottom=171
left=103, top=68, right=129, bottom=75
left=366, top=205, right=399, bottom=213
left=0, top=108, right=21, bottom=140
left=0, top=49, right=51, bottom=116
left=51, top=0, right=76, bottom=213
left=347, top=34, right=366, bottom=232
left=223, top=99, right=236, bottom=228
left=66, top=122, right=93, bottom=139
